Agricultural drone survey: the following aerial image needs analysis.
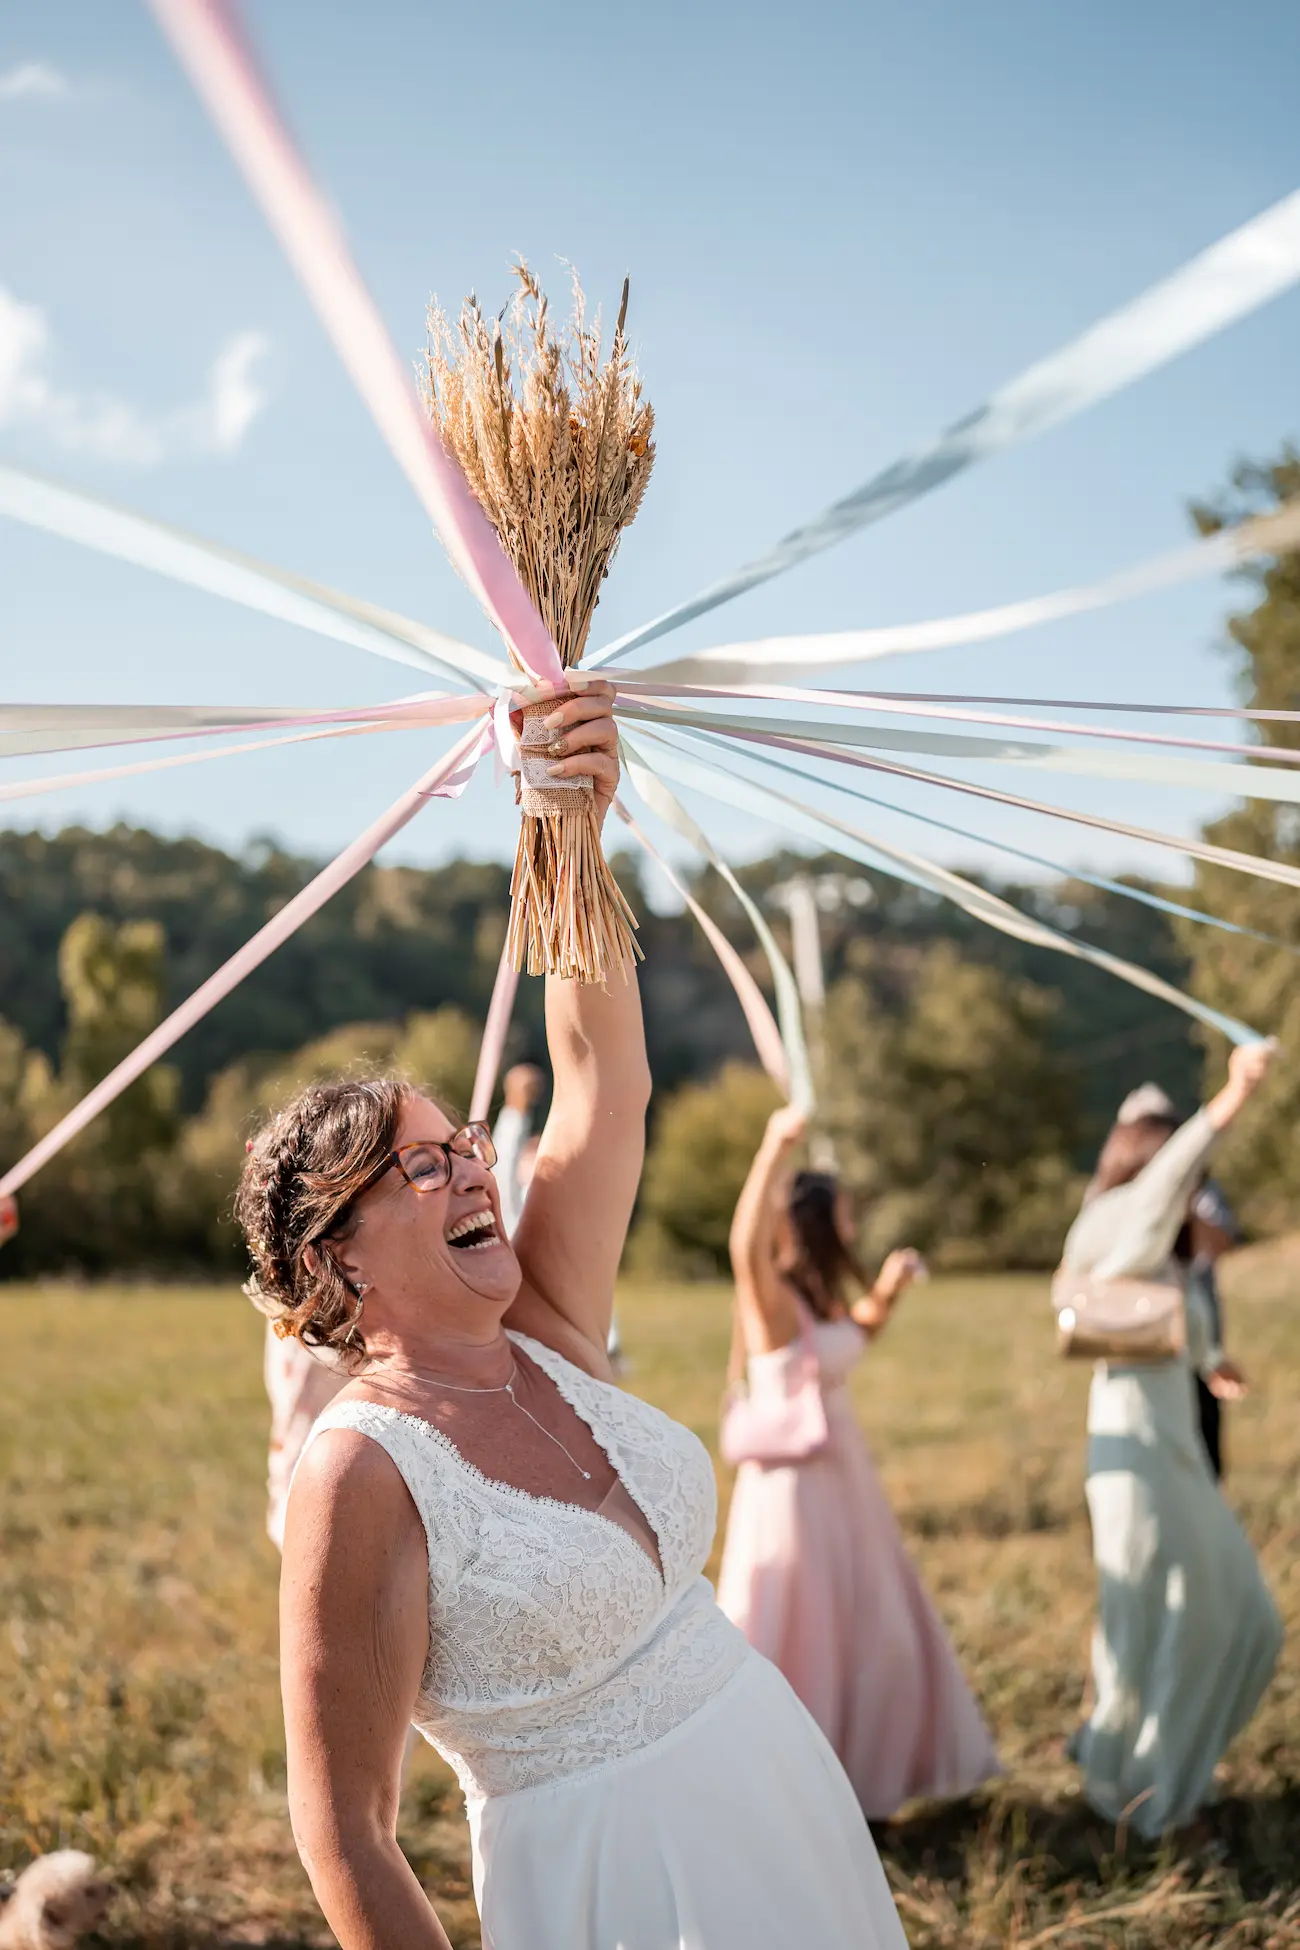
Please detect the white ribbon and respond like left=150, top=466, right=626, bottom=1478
left=0, top=722, right=384, bottom=807
left=740, top=736, right=1294, bottom=955
left=632, top=499, right=1300, bottom=684
left=633, top=726, right=1261, bottom=1048
left=613, top=798, right=791, bottom=1097
left=689, top=721, right=1300, bottom=895
left=591, top=191, right=1300, bottom=666
left=0, top=691, right=487, bottom=762
left=620, top=733, right=814, bottom=1111
left=617, top=699, right=1300, bottom=805
left=0, top=714, right=492, bottom=1198
left=0, top=463, right=508, bottom=692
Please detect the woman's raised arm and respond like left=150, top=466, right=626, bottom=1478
left=509, top=969, right=650, bottom=1365
left=729, top=1105, right=808, bottom=1358
left=507, top=682, right=652, bottom=1368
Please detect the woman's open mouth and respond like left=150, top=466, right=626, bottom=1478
left=445, top=1210, right=500, bottom=1252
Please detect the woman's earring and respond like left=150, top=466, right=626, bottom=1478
left=344, top=1282, right=368, bottom=1346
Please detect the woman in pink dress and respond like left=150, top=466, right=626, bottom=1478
left=717, top=1104, right=999, bottom=1819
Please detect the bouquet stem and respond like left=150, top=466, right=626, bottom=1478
left=508, top=699, right=639, bottom=982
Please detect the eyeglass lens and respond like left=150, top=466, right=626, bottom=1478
left=396, top=1124, right=496, bottom=1191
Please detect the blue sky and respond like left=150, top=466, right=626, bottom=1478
left=1, top=0, right=1298, bottom=897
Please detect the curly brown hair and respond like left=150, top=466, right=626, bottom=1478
left=235, top=1077, right=414, bottom=1361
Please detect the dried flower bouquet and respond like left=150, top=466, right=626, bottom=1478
left=422, top=262, right=654, bottom=983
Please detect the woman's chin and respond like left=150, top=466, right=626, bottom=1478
left=447, top=1236, right=521, bottom=1303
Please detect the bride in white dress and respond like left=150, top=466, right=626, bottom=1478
left=235, top=682, right=907, bottom=1950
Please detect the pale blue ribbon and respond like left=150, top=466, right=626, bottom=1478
left=691, top=729, right=1294, bottom=957
left=590, top=189, right=1300, bottom=667
left=631, top=724, right=1263, bottom=1047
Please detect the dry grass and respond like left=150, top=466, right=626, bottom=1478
left=0, top=1254, right=1296, bottom=1948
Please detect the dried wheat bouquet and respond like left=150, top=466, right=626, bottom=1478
left=422, top=262, right=654, bottom=984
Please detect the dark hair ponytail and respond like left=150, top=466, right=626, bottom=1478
left=783, top=1171, right=867, bottom=1320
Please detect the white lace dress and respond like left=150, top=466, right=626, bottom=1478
left=301, top=1331, right=907, bottom=1950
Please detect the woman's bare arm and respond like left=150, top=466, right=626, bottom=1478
left=510, top=968, right=650, bottom=1369
left=280, top=1434, right=449, bottom=1950
left=729, top=1105, right=808, bottom=1358
left=850, top=1248, right=926, bottom=1337
left=508, top=683, right=651, bottom=1369
left=1205, top=1039, right=1275, bottom=1131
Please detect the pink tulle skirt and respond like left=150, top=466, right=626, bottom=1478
left=717, top=1391, right=999, bottom=1820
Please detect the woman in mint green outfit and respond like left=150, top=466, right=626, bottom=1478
left=1062, top=1041, right=1282, bottom=1836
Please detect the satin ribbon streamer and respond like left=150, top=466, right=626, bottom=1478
left=0, top=722, right=386, bottom=808
left=613, top=800, right=791, bottom=1097
left=702, top=722, right=1300, bottom=895
left=718, top=735, right=1294, bottom=955
left=469, top=936, right=522, bottom=1126
left=792, top=689, right=1300, bottom=727
left=0, top=463, right=507, bottom=693
left=0, top=692, right=486, bottom=762
left=591, top=192, right=1300, bottom=666
left=612, top=677, right=1300, bottom=767
left=148, top=0, right=565, bottom=691
left=0, top=716, right=492, bottom=1199
left=618, top=699, right=1300, bottom=805
left=620, top=734, right=813, bottom=1110
left=632, top=726, right=1260, bottom=1047
left=626, top=498, right=1300, bottom=683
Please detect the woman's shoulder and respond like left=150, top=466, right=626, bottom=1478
left=293, top=1395, right=457, bottom=1516
left=288, top=1398, right=465, bottom=1584
left=286, top=1408, right=424, bottom=1542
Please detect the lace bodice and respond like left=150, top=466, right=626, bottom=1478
left=299, top=1332, right=750, bottom=1800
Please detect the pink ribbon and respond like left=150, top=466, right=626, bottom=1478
left=605, top=676, right=1300, bottom=768
left=2, top=690, right=487, bottom=771
left=148, top=0, right=564, bottom=692
left=469, top=935, right=522, bottom=1125
left=612, top=800, right=789, bottom=1094
left=0, top=716, right=492, bottom=1199
left=661, top=717, right=1300, bottom=895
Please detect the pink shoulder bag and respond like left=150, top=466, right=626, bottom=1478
left=719, top=1307, right=829, bottom=1466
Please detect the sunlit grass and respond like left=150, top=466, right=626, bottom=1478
left=1, top=1261, right=1296, bottom=1946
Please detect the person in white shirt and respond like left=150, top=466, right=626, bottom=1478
left=491, top=1063, right=544, bottom=1238
left=263, top=1325, right=346, bottom=1549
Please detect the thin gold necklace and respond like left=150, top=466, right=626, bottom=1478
left=370, top=1358, right=593, bottom=1483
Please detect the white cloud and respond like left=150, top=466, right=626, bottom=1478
left=206, top=331, right=271, bottom=452
left=0, top=62, right=71, bottom=102
left=0, top=287, right=271, bottom=465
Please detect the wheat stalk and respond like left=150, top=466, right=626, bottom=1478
left=421, top=262, right=654, bottom=982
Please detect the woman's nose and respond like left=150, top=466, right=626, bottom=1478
left=449, top=1153, right=493, bottom=1191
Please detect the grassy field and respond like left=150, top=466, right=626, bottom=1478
left=1, top=1257, right=1297, bottom=1948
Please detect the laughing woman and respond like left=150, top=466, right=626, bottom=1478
left=236, top=683, right=907, bottom=1950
